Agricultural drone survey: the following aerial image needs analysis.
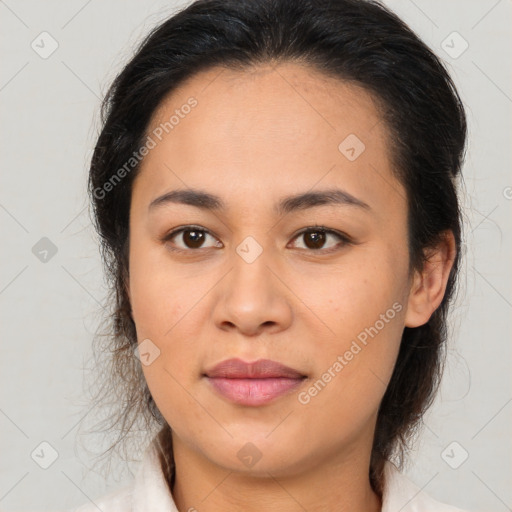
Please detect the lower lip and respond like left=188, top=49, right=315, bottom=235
left=205, top=377, right=305, bottom=406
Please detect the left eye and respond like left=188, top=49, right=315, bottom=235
left=289, top=227, right=350, bottom=252
left=162, top=225, right=350, bottom=253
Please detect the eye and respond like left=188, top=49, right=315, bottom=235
left=288, top=226, right=352, bottom=253
left=162, top=225, right=223, bottom=251
left=161, top=225, right=352, bottom=253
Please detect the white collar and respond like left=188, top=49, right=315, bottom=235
left=79, top=439, right=469, bottom=512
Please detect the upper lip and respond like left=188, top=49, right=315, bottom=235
left=204, top=358, right=305, bottom=379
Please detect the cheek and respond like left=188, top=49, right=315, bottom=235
left=128, top=237, right=192, bottom=337
left=298, top=246, right=408, bottom=346
left=129, top=272, right=204, bottom=376
left=128, top=250, right=207, bottom=428
left=128, top=237, right=230, bottom=390
left=297, top=299, right=405, bottom=440
left=293, top=247, right=407, bottom=411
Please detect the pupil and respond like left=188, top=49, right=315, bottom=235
left=305, top=231, right=325, bottom=249
left=184, top=230, right=204, bottom=248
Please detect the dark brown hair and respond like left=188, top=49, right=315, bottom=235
left=87, top=0, right=467, bottom=495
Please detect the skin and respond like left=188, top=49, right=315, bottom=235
left=127, top=62, right=455, bottom=512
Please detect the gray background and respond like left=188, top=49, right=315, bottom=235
left=0, top=0, right=511, bottom=511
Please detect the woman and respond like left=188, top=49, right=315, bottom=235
left=78, top=0, right=470, bottom=510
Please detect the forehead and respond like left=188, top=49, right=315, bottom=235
left=147, top=62, right=387, bottom=151
left=134, top=62, right=403, bottom=217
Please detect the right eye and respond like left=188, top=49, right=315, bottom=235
left=161, top=225, right=223, bottom=252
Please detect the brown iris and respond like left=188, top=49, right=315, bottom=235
left=183, top=229, right=205, bottom=248
left=302, top=230, right=326, bottom=250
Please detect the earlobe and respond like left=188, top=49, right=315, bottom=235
left=404, top=231, right=457, bottom=328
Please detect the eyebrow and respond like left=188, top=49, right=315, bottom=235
left=148, top=188, right=371, bottom=215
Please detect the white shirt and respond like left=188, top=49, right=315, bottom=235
left=70, top=440, right=470, bottom=512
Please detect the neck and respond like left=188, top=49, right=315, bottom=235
left=169, top=435, right=382, bottom=512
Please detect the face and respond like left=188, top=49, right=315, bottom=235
left=127, top=62, right=419, bottom=477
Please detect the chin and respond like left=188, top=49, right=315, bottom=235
left=199, top=434, right=311, bottom=478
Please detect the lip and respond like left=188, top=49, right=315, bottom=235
left=204, top=358, right=305, bottom=379
left=203, top=358, right=306, bottom=406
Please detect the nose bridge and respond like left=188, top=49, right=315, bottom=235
left=212, top=234, right=293, bottom=334
left=229, top=235, right=275, bottom=304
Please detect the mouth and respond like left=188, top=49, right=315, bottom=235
left=203, top=358, right=307, bottom=406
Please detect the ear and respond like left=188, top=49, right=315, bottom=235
left=404, top=230, right=457, bottom=328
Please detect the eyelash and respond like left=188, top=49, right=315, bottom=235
left=160, top=224, right=353, bottom=254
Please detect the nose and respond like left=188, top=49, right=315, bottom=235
left=212, top=248, right=293, bottom=337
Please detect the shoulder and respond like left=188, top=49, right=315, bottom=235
left=66, top=485, right=133, bottom=512
left=382, top=461, right=471, bottom=512
left=66, top=439, right=178, bottom=512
